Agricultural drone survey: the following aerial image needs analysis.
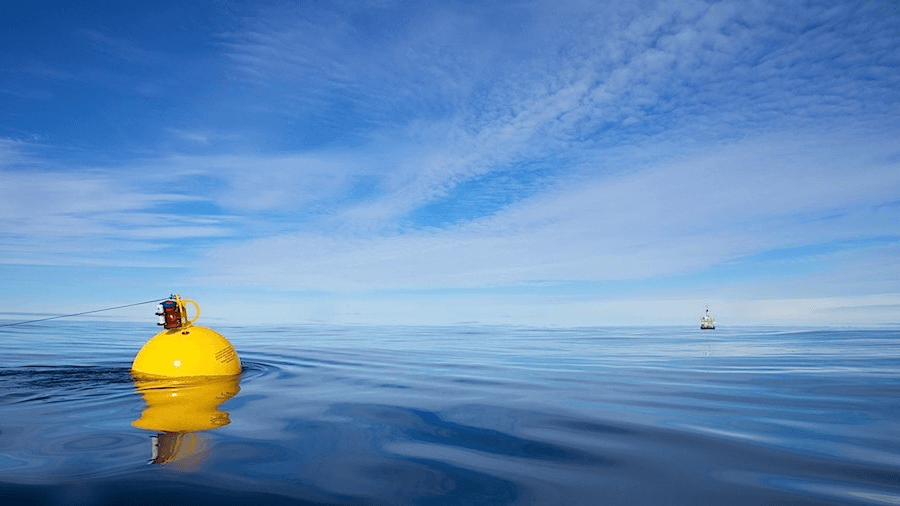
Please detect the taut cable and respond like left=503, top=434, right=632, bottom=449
left=0, top=298, right=164, bottom=328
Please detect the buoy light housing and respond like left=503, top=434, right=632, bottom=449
left=131, top=295, right=241, bottom=378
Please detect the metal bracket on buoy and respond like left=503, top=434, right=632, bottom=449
left=155, top=294, right=200, bottom=330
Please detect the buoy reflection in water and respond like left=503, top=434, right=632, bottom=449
left=131, top=374, right=241, bottom=466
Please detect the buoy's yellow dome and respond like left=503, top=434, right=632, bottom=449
left=131, top=325, right=241, bottom=378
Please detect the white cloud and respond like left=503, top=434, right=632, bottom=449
left=0, top=162, right=233, bottom=265
left=197, top=129, right=900, bottom=290
left=204, top=0, right=900, bottom=234
left=166, top=129, right=211, bottom=144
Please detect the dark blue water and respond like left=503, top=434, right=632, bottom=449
left=1, top=322, right=898, bottom=505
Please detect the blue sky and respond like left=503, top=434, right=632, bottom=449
left=1, top=0, right=899, bottom=326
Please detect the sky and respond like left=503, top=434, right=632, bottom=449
left=1, top=0, right=899, bottom=326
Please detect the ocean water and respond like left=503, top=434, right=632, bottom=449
left=0, top=321, right=898, bottom=505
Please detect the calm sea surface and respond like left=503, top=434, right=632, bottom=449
left=1, top=321, right=898, bottom=505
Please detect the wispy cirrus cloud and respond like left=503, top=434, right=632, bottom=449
left=6, top=1, right=899, bottom=268
left=0, top=149, right=233, bottom=265
left=198, top=129, right=900, bottom=290
left=215, top=0, right=900, bottom=229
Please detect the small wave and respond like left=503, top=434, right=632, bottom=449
left=239, top=360, right=285, bottom=382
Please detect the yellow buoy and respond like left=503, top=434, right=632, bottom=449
left=131, top=295, right=241, bottom=378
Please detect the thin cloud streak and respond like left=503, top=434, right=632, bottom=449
left=199, top=129, right=900, bottom=290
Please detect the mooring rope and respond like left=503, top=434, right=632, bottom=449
left=0, top=298, right=164, bottom=328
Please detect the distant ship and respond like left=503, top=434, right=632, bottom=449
left=700, top=307, right=716, bottom=330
